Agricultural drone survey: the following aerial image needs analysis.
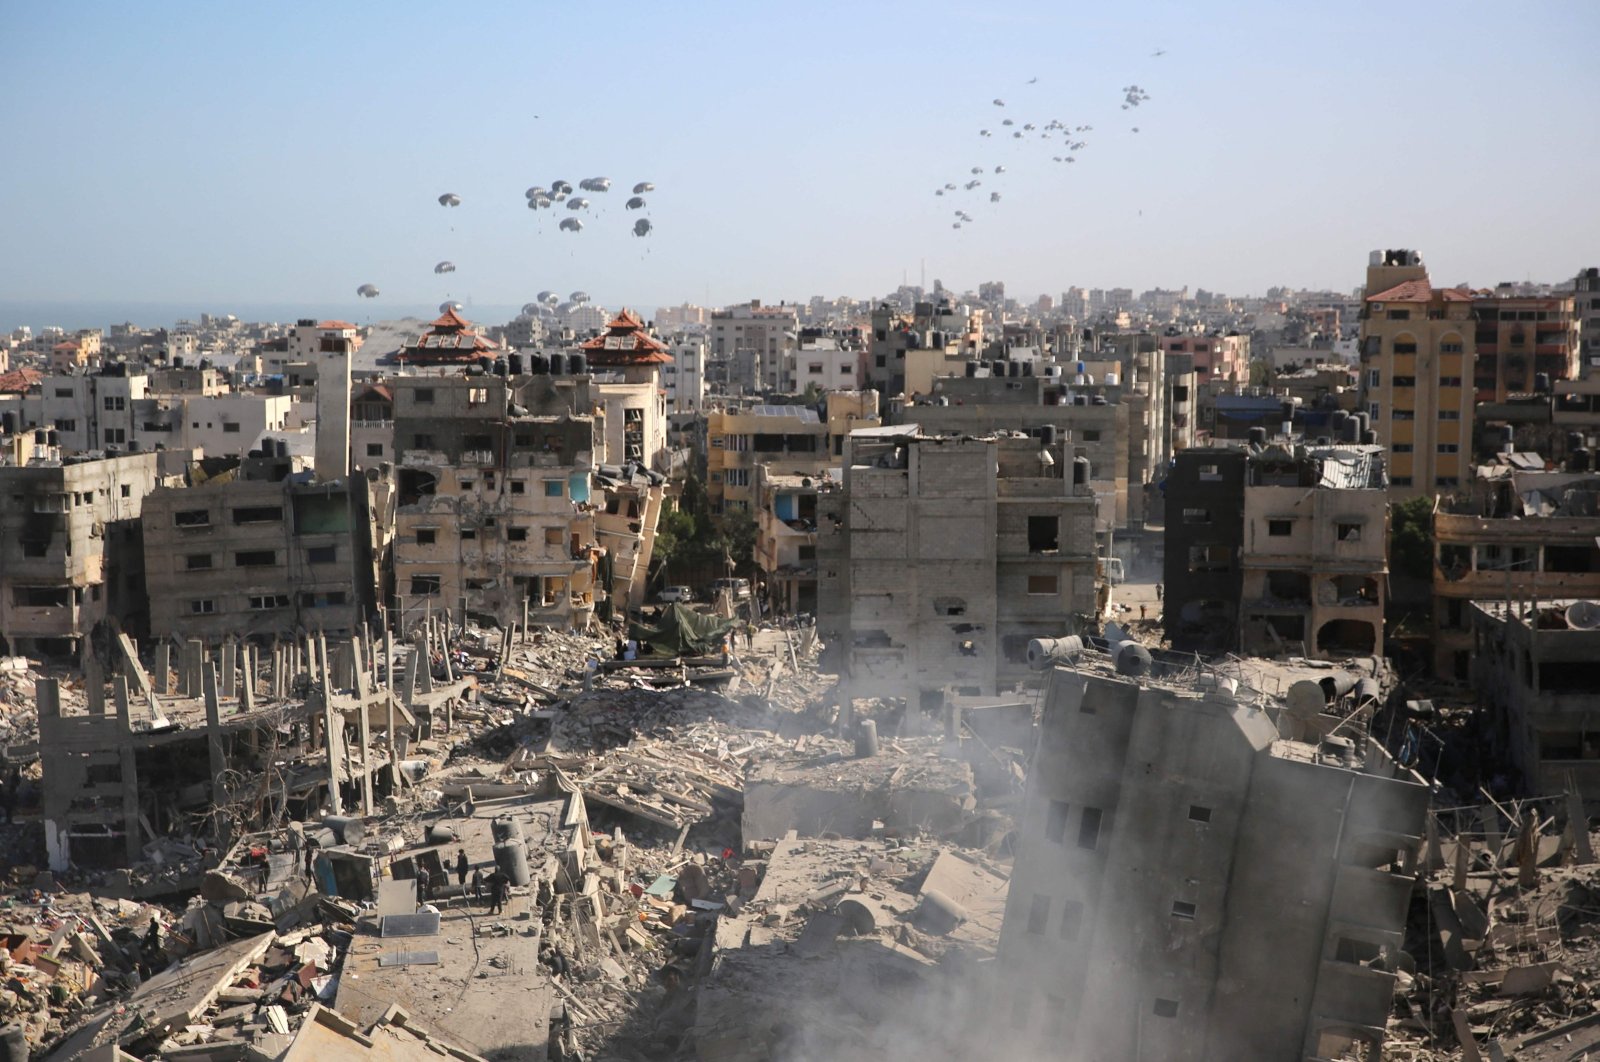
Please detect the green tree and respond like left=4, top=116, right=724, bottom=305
left=1389, top=496, right=1434, bottom=580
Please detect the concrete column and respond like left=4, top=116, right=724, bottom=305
left=320, top=680, right=344, bottom=817
left=356, top=643, right=374, bottom=815
left=85, top=654, right=106, bottom=715
left=203, top=663, right=228, bottom=845
left=240, top=649, right=257, bottom=713
left=222, top=641, right=238, bottom=700
left=154, top=642, right=171, bottom=695
left=416, top=636, right=435, bottom=694
left=112, top=676, right=130, bottom=721
left=36, top=678, right=60, bottom=719
left=383, top=625, right=394, bottom=692
left=396, top=646, right=417, bottom=705
left=352, top=637, right=369, bottom=699
left=185, top=639, right=204, bottom=698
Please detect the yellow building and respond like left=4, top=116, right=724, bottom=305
left=707, top=391, right=879, bottom=511
left=1358, top=250, right=1476, bottom=498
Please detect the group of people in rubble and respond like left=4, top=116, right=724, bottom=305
left=411, top=847, right=514, bottom=915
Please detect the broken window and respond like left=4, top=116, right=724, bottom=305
left=545, top=480, right=564, bottom=497
left=1027, top=893, right=1051, bottom=935
left=307, top=546, right=336, bottom=564
left=1188, top=545, right=1231, bottom=572
left=248, top=594, right=289, bottom=610
left=1027, top=574, right=1059, bottom=595
left=1336, top=522, right=1362, bottom=542
left=1267, top=519, right=1292, bottom=537
left=410, top=575, right=441, bottom=596
left=1188, top=805, right=1212, bottom=824
left=412, top=434, right=435, bottom=450
left=1027, top=515, right=1060, bottom=552
left=21, top=540, right=48, bottom=558
left=174, top=509, right=210, bottom=527
left=185, top=553, right=213, bottom=570
left=1171, top=901, right=1197, bottom=920
left=508, top=527, right=528, bottom=542
left=1153, top=999, right=1180, bottom=1019
left=1058, top=900, right=1083, bottom=941
left=232, top=506, right=282, bottom=524
left=414, top=388, right=435, bottom=404
left=1182, top=508, right=1210, bottom=525
left=415, top=529, right=436, bottom=546
left=1046, top=800, right=1069, bottom=844
left=510, top=479, right=526, bottom=494
left=1077, top=807, right=1103, bottom=850
left=1198, top=464, right=1221, bottom=481
left=235, top=550, right=276, bottom=567
left=13, top=586, right=70, bottom=607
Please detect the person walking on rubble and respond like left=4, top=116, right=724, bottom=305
left=470, top=867, right=484, bottom=905
left=455, top=848, right=469, bottom=886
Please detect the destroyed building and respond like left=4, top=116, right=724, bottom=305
left=0, top=439, right=165, bottom=656
left=753, top=466, right=828, bottom=616
left=1163, top=447, right=1247, bottom=653
left=1433, top=468, right=1600, bottom=680
left=391, top=371, right=603, bottom=631
left=995, top=664, right=1428, bottom=1060
left=1239, top=442, right=1388, bottom=658
left=1472, top=598, right=1600, bottom=799
left=817, top=427, right=1100, bottom=704
left=140, top=453, right=388, bottom=641
left=705, top=390, right=878, bottom=513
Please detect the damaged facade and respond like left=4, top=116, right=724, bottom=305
left=817, top=428, right=1100, bottom=703
left=996, top=664, right=1427, bottom=1060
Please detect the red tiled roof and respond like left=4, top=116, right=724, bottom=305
left=52, top=341, right=79, bottom=351
left=429, top=307, right=473, bottom=330
left=0, top=368, right=44, bottom=395
left=317, top=320, right=357, bottom=330
left=1366, top=279, right=1473, bottom=303
left=579, top=308, right=674, bottom=366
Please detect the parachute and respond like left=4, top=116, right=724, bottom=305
left=356, top=284, right=380, bottom=298
left=632, top=181, right=655, bottom=194
left=437, top=193, right=461, bottom=207
left=559, top=218, right=583, bottom=232
left=434, top=261, right=456, bottom=274
left=625, top=196, right=646, bottom=210
left=633, top=218, right=653, bottom=237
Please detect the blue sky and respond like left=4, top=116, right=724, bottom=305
left=3, top=0, right=1597, bottom=313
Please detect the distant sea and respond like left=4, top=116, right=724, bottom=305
left=0, top=299, right=533, bottom=334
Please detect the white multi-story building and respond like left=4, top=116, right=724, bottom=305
left=663, top=340, right=706, bottom=414
left=795, top=337, right=862, bottom=391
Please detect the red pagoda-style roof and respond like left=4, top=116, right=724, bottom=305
left=579, top=309, right=673, bottom=366
left=1366, top=279, right=1473, bottom=304
left=400, top=308, right=500, bottom=365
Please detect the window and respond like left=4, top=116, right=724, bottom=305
left=55, top=419, right=76, bottom=432
left=410, top=574, right=442, bottom=596
left=1027, top=893, right=1051, bottom=935
left=1046, top=800, right=1069, bottom=843
left=1392, top=376, right=1415, bottom=388
left=510, top=479, right=526, bottom=494
left=1182, top=508, right=1210, bottom=525
left=222, top=422, right=241, bottom=433
left=1336, top=523, right=1361, bottom=542
left=415, top=529, right=436, bottom=546
left=1153, top=999, right=1180, bottom=1019
left=103, top=396, right=125, bottom=411
left=1267, top=519, right=1292, bottom=537
left=233, top=506, right=281, bottom=524
left=545, top=527, right=564, bottom=547
left=1442, top=341, right=1464, bottom=354
left=120, top=484, right=130, bottom=498
left=1082, top=430, right=1101, bottom=442
left=54, top=388, right=74, bottom=398
left=1392, top=476, right=1413, bottom=487
left=299, top=590, right=347, bottom=608
left=544, top=480, right=564, bottom=497
left=1439, top=410, right=1460, bottom=420
left=1393, top=443, right=1413, bottom=453
left=1436, top=476, right=1459, bottom=487
left=467, top=387, right=488, bottom=405
left=366, top=442, right=383, bottom=457
left=1439, top=376, right=1462, bottom=387
left=174, top=509, right=210, bottom=527
left=460, top=528, right=476, bottom=540
left=103, top=428, right=125, bottom=445
left=1027, top=515, right=1059, bottom=552
left=1393, top=408, right=1414, bottom=421
left=1078, top=807, right=1103, bottom=850
left=507, top=527, right=528, bottom=542
left=1188, top=805, right=1212, bottom=823
left=725, top=469, right=750, bottom=487
left=1171, top=900, right=1197, bottom=920
left=412, top=434, right=435, bottom=449
left=1027, top=574, right=1059, bottom=595
left=235, top=550, right=276, bottom=567
left=1368, top=402, right=1380, bottom=420
left=185, top=553, right=213, bottom=570
left=1387, top=309, right=1411, bottom=321
left=307, top=545, right=337, bottom=564
left=248, top=594, right=289, bottom=610
left=414, top=388, right=435, bottom=404
left=189, top=599, right=216, bottom=614
left=1198, top=463, right=1221, bottom=481
left=1058, top=900, right=1083, bottom=941
left=1438, top=443, right=1459, bottom=454
left=1367, top=369, right=1379, bottom=388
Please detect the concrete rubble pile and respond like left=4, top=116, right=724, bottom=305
left=1380, top=800, right=1600, bottom=1061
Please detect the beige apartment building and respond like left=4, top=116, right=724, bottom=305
left=706, top=390, right=878, bottom=512
left=1357, top=249, right=1476, bottom=497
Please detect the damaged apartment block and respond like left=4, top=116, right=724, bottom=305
left=996, top=661, right=1428, bottom=1060
left=817, top=427, right=1100, bottom=708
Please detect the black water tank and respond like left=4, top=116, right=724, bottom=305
left=1022, top=361, right=1034, bottom=377
left=173, top=356, right=184, bottom=368
left=508, top=353, right=524, bottom=375
left=1331, top=410, right=1349, bottom=433
left=494, top=358, right=508, bottom=377
left=530, top=353, right=549, bottom=375
left=966, top=362, right=978, bottom=378
left=1009, top=360, right=1022, bottom=378
left=1571, top=448, right=1592, bottom=472
left=1248, top=426, right=1267, bottom=447
left=1569, top=431, right=1585, bottom=451
left=570, top=353, right=587, bottom=374
left=1535, top=372, right=1551, bottom=394
left=1072, top=456, right=1091, bottom=485
left=548, top=353, right=567, bottom=375
left=1039, top=425, right=1058, bottom=447
left=477, top=356, right=493, bottom=374
left=1361, top=429, right=1377, bottom=444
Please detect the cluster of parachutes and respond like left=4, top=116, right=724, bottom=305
left=935, top=54, right=1164, bottom=231
left=354, top=179, right=659, bottom=301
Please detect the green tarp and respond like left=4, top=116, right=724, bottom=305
left=629, top=603, right=735, bottom=657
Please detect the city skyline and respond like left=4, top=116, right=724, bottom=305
left=4, top=0, right=1598, bottom=318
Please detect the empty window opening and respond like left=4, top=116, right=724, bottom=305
left=933, top=597, right=967, bottom=617
left=1046, top=800, right=1069, bottom=843
left=1188, top=805, right=1212, bottom=823
left=307, top=545, right=337, bottom=564
left=235, top=550, right=276, bottom=567
left=1171, top=901, right=1197, bottom=920
left=174, top=509, right=210, bottom=527
left=415, top=529, right=436, bottom=546
left=1267, top=519, right=1292, bottom=537
left=232, top=506, right=282, bottom=524
left=1078, top=807, right=1103, bottom=850
left=1027, top=893, right=1051, bottom=935
left=1059, top=899, right=1083, bottom=941
left=410, top=575, right=441, bottom=596
left=1336, top=522, right=1362, bottom=542
left=185, top=554, right=212, bottom=570
left=1027, top=574, right=1059, bottom=595
left=1182, top=508, right=1210, bottom=525
left=1153, top=999, right=1180, bottom=1019
left=507, top=527, right=528, bottom=542
left=1028, top=515, right=1060, bottom=552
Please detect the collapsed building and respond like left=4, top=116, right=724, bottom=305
left=995, top=660, right=1428, bottom=1060
left=817, top=427, right=1101, bottom=706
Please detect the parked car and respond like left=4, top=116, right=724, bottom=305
left=708, top=577, right=752, bottom=601
left=657, top=585, right=694, bottom=604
